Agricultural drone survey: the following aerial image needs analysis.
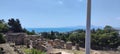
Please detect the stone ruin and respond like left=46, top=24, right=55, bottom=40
left=5, top=33, right=81, bottom=54
left=66, top=42, right=72, bottom=50
left=75, top=44, right=80, bottom=50
left=31, top=39, right=47, bottom=52
left=48, top=40, right=54, bottom=46
left=28, top=38, right=73, bottom=53
left=0, top=47, right=5, bottom=54
left=53, top=39, right=60, bottom=48
left=60, top=40, right=65, bottom=49
left=5, top=33, right=27, bottom=45
left=53, top=39, right=65, bottom=49
left=5, top=33, right=42, bottom=45
left=26, top=40, right=33, bottom=49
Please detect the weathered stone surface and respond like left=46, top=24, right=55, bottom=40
left=48, top=40, right=54, bottom=46
left=66, top=42, right=72, bottom=50
left=54, top=39, right=60, bottom=45
left=46, top=43, right=53, bottom=54
left=75, top=44, right=80, bottom=50
left=60, top=40, right=65, bottom=48
left=0, top=44, right=18, bottom=54
left=53, top=39, right=61, bottom=48
left=32, top=40, right=47, bottom=52
left=6, top=33, right=43, bottom=45
left=26, top=35, right=41, bottom=41
left=6, top=33, right=27, bottom=45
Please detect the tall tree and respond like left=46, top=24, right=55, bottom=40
left=8, top=18, right=23, bottom=32
left=0, top=19, right=9, bottom=33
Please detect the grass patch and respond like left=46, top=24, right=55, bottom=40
left=72, top=50, right=85, bottom=54
left=21, top=48, right=46, bottom=54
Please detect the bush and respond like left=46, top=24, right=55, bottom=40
left=0, top=33, right=6, bottom=44
left=22, top=48, right=46, bottom=54
left=31, top=49, right=46, bottom=54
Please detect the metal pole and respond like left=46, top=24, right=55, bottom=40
left=85, top=0, right=91, bottom=54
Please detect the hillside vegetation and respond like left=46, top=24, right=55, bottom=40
left=41, top=26, right=120, bottom=50
left=0, top=18, right=120, bottom=50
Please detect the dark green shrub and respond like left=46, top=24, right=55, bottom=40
left=0, top=33, right=6, bottom=44
left=31, top=49, right=46, bottom=54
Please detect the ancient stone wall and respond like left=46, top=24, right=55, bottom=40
left=6, top=33, right=27, bottom=45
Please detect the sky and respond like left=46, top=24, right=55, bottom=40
left=0, top=0, right=120, bottom=28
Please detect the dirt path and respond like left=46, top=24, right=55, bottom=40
left=50, top=48, right=120, bottom=54
left=0, top=43, right=18, bottom=54
left=50, top=49, right=74, bottom=54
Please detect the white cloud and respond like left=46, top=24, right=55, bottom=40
left=58, top=1, right=63, bottom=5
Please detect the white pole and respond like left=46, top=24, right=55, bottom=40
left=85, top=0, right=91, bottom=54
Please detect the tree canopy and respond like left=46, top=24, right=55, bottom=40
left=0, top=18, right=120, bottom=50
left=0, top=18, right=36, bottom=35
left=8, top=18, right=23, bottom=32
left=0, top=19, right=9, bottom=33
left=41, top=25, right=120, bottom=50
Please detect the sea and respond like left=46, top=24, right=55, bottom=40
left=26, top=28, right=79, bottom=33
left=26, top=26, right=102, bottom=33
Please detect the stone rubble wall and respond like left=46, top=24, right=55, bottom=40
left=5, top=33, right=80, bottom=53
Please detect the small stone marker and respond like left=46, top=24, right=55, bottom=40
left=60, top=40, right=65, bottom=48
left=66, top=41, right=72, bottom=50
left=46, top=42, right=53, bottom=54
left=75, top=44, right=80, bottom=50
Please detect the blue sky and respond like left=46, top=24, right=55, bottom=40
left=0, top=0, right=120, bottom=28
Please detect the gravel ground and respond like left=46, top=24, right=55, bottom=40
left=0, top=43, right=18, bottom=54
left=50, top=48, right=120, bottom=54
left=0, top=43, right=120, bottom=54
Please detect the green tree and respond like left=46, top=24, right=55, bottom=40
left=104, top=25, right=115, bottom=33
left=41, top=32, right=50, bottom=39
left=49, top=31, right=56, bottom=39
left=0, top=19, right=9, bottom=33
left=68, top=32, right=85, bottom=46
left=0, top=33, right=6, bottom=44
left=8, top=18, right=23, bottom=32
